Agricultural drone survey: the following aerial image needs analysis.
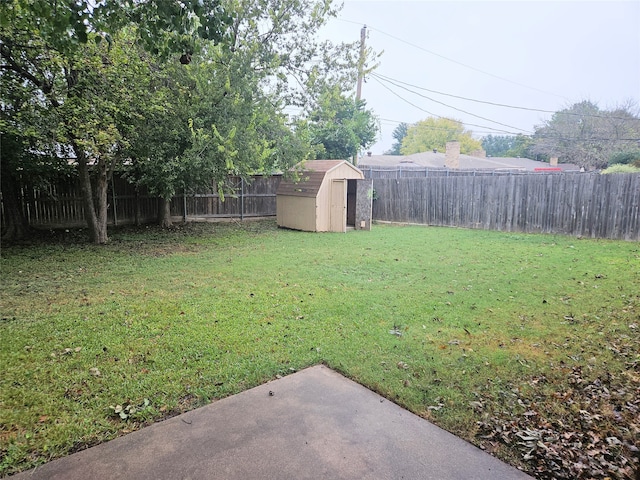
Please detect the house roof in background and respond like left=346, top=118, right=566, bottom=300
left=358, top=152, right=580, bottom=171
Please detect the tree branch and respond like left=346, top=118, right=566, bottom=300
left=0, top=43, right=59, bottom=107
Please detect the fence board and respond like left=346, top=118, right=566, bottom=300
left=3, top=174, right=281, bottom=230
left=371, top=173, right=640, bottom=240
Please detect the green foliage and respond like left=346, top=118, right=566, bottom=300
left=481, top=134, right=536, bottom=159
left=608, top=149, right=640, bottom=167
left=0, top=0, right=230, bottom=57
left=384, top=122, right=408, bottom=155
left=122, top=2, right=330, bottom=209
left=0, top=68, right=74, bottom=184
left=307, top=87, right=379, bottom=160
left=0, top=18, right=156, bottom=241
left=481, top=135, right=514, bottom=157
left=121, top=52, right=197, bottom=202
left=401, top=117, right=481, bottom=155
left=504, top=134, right=538, bottom=159
left=600, top=164, right=640, bottom=174
left=0, top=0, right=231, bottom=242
left=1, top=0, right=367, bottom=240
left=223, top=0, right=368, bottom=110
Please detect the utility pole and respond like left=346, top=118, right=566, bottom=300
left=354, top=25, right=366, bottom=164
left=355, top=25, right=366, bottom=102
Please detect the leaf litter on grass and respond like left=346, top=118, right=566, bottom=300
left=475, top=313, right=640, bottom=480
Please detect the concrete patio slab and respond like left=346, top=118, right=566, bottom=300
left=12, top=365, right=533, bottom=479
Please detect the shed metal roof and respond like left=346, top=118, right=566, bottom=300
left=276, top=160, right=359, bottom=198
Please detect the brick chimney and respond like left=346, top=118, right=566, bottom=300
left=445, top=141, right=460, bottom=169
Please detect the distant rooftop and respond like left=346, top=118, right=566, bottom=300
left=358, top=152, right=580, bottom=172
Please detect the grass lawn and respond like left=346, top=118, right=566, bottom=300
left=1, top=221, right=638, bottom=478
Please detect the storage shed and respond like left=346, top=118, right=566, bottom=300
left=276, top=160, right=373, bottom=232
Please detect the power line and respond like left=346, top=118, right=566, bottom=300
left=371, top=73, right=532, bottom=134
left=336, top=18, right=568, bottom=101
left=379, top=118, right=526, bottom=136
left=373, top=72, right=557, bottom=114
left=372, top=73, right=638, bottom=122
left=372, top=76, right=640, bottom=140
left=370, top=75, right=524, bottom=135
left=336, top=18, right=640, bottom=145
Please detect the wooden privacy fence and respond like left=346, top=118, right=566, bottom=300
left=4, top=174, right=282, bottom=229
left=170, top=175, right=280, bottom=221
left=7, top=169, right=639, bottom=240
left=371, top=173, right=640, bottom=241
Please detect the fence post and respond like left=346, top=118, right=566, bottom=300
left=240, top=177, right=245, bottom=221
left=134, top=188, right=139, bottom=225
left=111, top=175, right=118, bottom=226
left=182, top=186, right=187, bottom=223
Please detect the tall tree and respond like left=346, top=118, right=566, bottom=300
left=481, top=135, right=516, bottom=157
left=222, top=0, right=369, bottom=110
left=123, top=0, right=361, bottom=226
left=385, top=122, right=408, bottom=155
left=120, top=51, right=196, bottom=228
left=0, top=0, right=230, bottom=243
left=482, top=134, right=538, bottom=159
left=505, top=134, right=538, bottom=159
left=0, top=69, right=74, bottom=240
left=531, top=100, right=640, bottom=169
left=401, top=117, right=481, bottom=155
left=307, top=87, right=378, bottom=161
left=2, top=0, right=371, bottom=239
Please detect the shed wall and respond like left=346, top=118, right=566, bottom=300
left=277, top=195, right=317, bottom=231
left=276, top=161, right=365, bottom=232
left=316, top=164, right=364, bottom=232
left=316, top=181, right=330, bottom=232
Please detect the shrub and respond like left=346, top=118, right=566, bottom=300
left=601, top=163, right=640, bottom=174
left=608, top=150, right=640, bottom=166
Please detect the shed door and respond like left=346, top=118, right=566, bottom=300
left=330, top=179, right=346, bottom=233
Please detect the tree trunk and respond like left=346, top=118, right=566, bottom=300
left=0, top=172, right=29, bottom=241
left=95, top=158, right=110, bottom=241
left=159, top=197, right=173, bottom=228
left=75, top=144, right=108, bottom=244
left=135, top=188, right=141, bottom=226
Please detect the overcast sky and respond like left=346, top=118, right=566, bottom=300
left=317, top=0, right=640, bottom=154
